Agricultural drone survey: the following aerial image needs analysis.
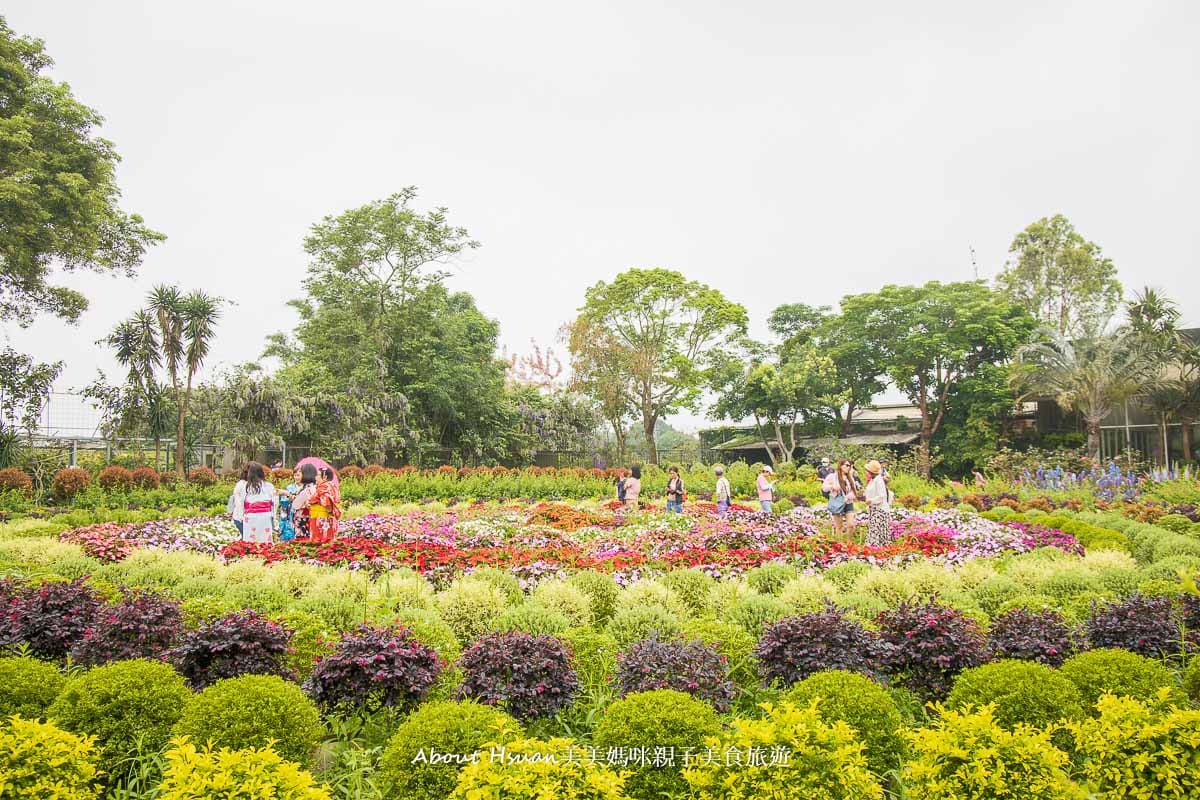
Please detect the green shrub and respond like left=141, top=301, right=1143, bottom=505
left=394, top=607, right=462, bottom=662
left=1185, top=657, right=1200, bottom=706
left=562, top=628, right=619, bottom=694
left=450, top=736, right=626, bottom=800
left=778, top=575, right=837, bottom=614
left=822, top=561, right=871, bottom=593
left=722, top=593, right=790, bottom=636
left=968, top=575, right=1025, bottom=615
left=0, top=715, right=101, bottom=800
left=833, top=590, right=890, bottom=623
left=902, top=705, right=1084, bottom=799
left=530, top=580, right=593, bottom=628
left=47, top=658, right=192, bottom=779
left=658, top=569, right=716, bottom=616
left=679, top=618, right=758, bottom=690
left=1142, top=555, right=1200, bottom=582
left=275, top=610, right=338, bottom=680
left=682, top=701, right=882, bottom=799
left=782, top=669, right=905, bottom=775
left=568, top=571, right=619, bottom=626
left=293, top=593, right=364, bottom=631
left=1036, top=569, right=1100, bottom=600
left=463, top=567, right=524, bottom=605
left=225, top=582, right=291, bottom=615
left=1059, top=648, right=1183, bottom=711
left=1157, top=514, right=1194, bottom=533
left=377, top=700, right=522, bottom=800
left=492, top=602, right=572, bottom=636
left=945, top=660, right=1084, bottom=729
left=1071, top=694, right=1200, bottom=799
left=615, top=580, right=690, bottom=619
left=172, top=675, right=322, bottom=766
left=436, top=578, right=509, bottom=645
left=606, top=605, right=681, bottom=650
left=745, top=563, right=795, bottom=596
left=0, top=656, right=65, bottom=720
left=594, top=690, right=722, bottom=799
left=156, top=739, right=330, bottom=800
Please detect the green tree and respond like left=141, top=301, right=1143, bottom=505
left=569, top=268, right=748, bottom=464
left=1126, top=287, right=1200, bottom=465
left=0, top=347, right=61, bottom=466
left=842, top=281, right=1034, bottom=477
left=565, top=317, right=636, bottom=461
left=0, top=17, right=163, bottom=326
left=995, top=214, right=1122, bottom=338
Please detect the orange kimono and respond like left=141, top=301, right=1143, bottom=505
left=309, top=481, right=342, bottom=543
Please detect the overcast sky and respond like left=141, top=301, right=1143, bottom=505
left=4, top=0, right=1198, bottom=433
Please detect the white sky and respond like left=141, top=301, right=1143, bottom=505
left=3, top=1, right=1198, bottom=433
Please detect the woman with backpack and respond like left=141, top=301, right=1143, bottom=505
left=665, top=465, right=685, bottom=513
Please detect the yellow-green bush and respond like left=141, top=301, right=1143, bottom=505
left=436, top=578, right=510, bottom=645
left=568, top=571, right=619, bottom=626
left=531, top=580, right=593, bottom=628
left=678, top=618, right=758, bottom=690
left=658, top=569, right=716, bottom=616
left=1070, top=693, right=1200, bottom=799
left=1184, top=657, right=1200, bottom=706
left=901, top=705, right=1084, bottom=800
left=492, top=602, right=572, bottom=636
left=682, top=701, right=883, bottom=799
left=1059, top=648, right=1183, bottom=711
left=606, top=604, right=681, bottom=650
left=614, top=580, right=690, bottom=620
left=0, top=656, right=65, bottom=720
left=778, top=575, right=838, bottom=614
left=745, top=562, right=796, bottom=596
left=561, top=628, right=619, bottom=694
left=0, top=716, right=101, bottom=800
left=155, top=739, right=330, bottom=799
left=783, top=670, right=905, bottom=775
left=722, top=593, right=791, bottom=637
left=945, top=660, right=1085, bottom=729
left=449, top=736, right=626, bottom=800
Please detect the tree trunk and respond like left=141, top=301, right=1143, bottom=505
left=841, top=401, right=856, bottom=437
left=175, top=406, right=186, bottom=477
left=916, top=380, right=932, bottom=479
left=1086, top=420, right=1101, bottom=462
left=1182, top=417, right=1194, bottom=463
left=154, top=438, right=160, bottom=471
left=642, top=414, right=658, bottom=465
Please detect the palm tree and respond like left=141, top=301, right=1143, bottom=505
left=1014, top=318, right=1158, bottom=461
left=174, top=290, right=222, bottom=475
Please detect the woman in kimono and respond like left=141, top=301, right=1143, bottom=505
left=291, top=463, right=318, bottom=539
left=238, top=462, right=276, bottom=543
left=306, top=466, right=342, bottom=542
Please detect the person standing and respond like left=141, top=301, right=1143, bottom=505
left=863, top=460, right=892, bottom=546
left=291, top=463, right=319, bottom=539
left=238, top=462, right=276, bottom=543
left=623, top=465, right=642, bottom=509
left=714, top=466, right=732, bottom=518
left=228, top=465, right=249, bottom=536
left=306, top=466, right=342, bottom=542
left=666, top=466, right=685, bottom=513
left=756, top=465, right=777, bottom=513
left=822, top=459, right=860, bottom=539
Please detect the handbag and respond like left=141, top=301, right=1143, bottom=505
left=828, top=493, right=847, bottom=515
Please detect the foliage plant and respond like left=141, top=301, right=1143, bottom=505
left=70, top=590, right=184, bottom=665
left=755, top=606, right=883, bottom=688
left=96, top=465, right=134, bottom=491
left=986, top=607, right=1078, bottom=666
left=1184, top=656, right=1200, bottom=706
left=614, top=635, right=736, bottom=712
left=449, top=736, right=627, bottom=800
left=679, top=618, right=758, bottom=691
left=901, top=704, right=1085, bottom=800
left=945, top=660, right=1084, bottom=729
left=1058, top=648, right=1184, bottom=711
left=303, top=624, right=443, bottom=714
left=3, top=577, right=103, bottom=661
left=530, top=579, right=593, bottom=628
left=723, top=593, right=791, bottom=636
left=782, top=669, right=906, bottom=775
left=1070, top=694, right=1200, bottom=800
left=172, top=675, right=323, bottom=766
left=876, top=599, right=988, bottom=699
left=0, top=655, right=65, bottom=720
left=493, top=602, right=572, bottom=636
left=378, top=699, right=522, bottom=800
left=569, top=570, right=619, bottom=626
left=1086, top=592, right=1183, bottom=657
left=594, top=689, right=723, bottom=800
left=0, top=467, right=32, bottom=494
left=154, top=739, right=331, bottom=800
left=0, top=716, right=101, bottom=800
left=170, top=609, right=294, bottom=689
left=52, top=467, right=92, bottom=500
left=456, top=632, right=579, bottom=721
left=435, top=578, right=509, bottom=645
left=605, top=604, right=681, bottom=650
left=47, top=658, right=192, bottom=780
left=186, top=466, right=218, bottom=486
left=682, top=701, right=883, bottom=800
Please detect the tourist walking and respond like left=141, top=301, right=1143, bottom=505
left=822, top=459, right=860, bottom=539
left=756, top=465, right=776, bottom=513
left=713, top=466, right=733, bottom=518
left=666, top=466, right=685, bottom=513
left=863, top=460, right=892, bottom=546
left=238, top=462, right=276, bottom=543
left=623, top=465, right=642, bottom=509
left=228, top=464, right=248, bottom=536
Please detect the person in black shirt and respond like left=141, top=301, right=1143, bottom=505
left=817, top=457, right=833, bottom=498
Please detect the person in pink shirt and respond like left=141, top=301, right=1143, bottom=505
left=821, top=459, right=861, bottom=539
left=756, top=465, right=776, bottom=513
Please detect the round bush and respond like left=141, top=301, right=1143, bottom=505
left=745, top=562, right=796, bottom=595
left=186, top=466, right=218, bottom=486
left=130, top=466, right=160, bottom=489
left=946, top=660, right=1085, bottom=728
left=303, top=625, right=443, bottom=714
left=561, top=628, right=619, bottom=693
left=568, top=570, right=619, bottom=625
left=783, top=669, right=906, bottom=775
left=0, top=467, right=33, bottom=494
left=70, top=590, right=184, bottom=665
left=988, top=607, right=1078, bottom=666
left=756, top=606, right=883, bottom=688
left=530, top=579, right=592, bottom=628
left=52, top=467, right=91, bottom=500
left=658, top=569, right=716, bottom=616
left=0, top=716, right=101, bottom=800
left=615, top=580, right=690, bottom=619
left=435, top=579, right=509, bottom=646
left=902, top=705, right=1084, bottom=800
left=594, top=689, right=722, bottom=800
left=876, top=600, right=988, bottom=699
left=778, top=575, right=838, bottom=615
left=1185, top=657, right=1200, bottom=706
left=723, top=592, right=791, bottom=636
left=96, top=465, right=133, bottom=491
left=173, top=675, right=322, bottom=766
left=1086, top=593, right=1181, bottom=657
left=492, top=602, right=572, bottom=636
left=451, top=736, right=626, bottom=800
left=5, top=578, right=104, bottom=661
left=606, top=604, right=681, bottom=650
left=378, top=700, right=522, bottom=800
left=679, top=618, right=757, bottom=690
left=464, top=567, right=524, bottom=605
left=155, top=740, right=330, bottom=800
left=615, top=635, right=736, bottom=711
left=969, top=574, right=1025, bottom=615
left=0, top=656, right=66, bottom=720
left=1059, top=648, right=1182, bottom=711
left=47, top=658, right=192, bottom=778
left=822, top=560, right=871, bottom=592
left=339, top=465, right=364, bottom=481
left=456, top=632, right=578, bottom=721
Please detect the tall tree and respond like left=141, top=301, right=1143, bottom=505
left=842, top=281, right=1034, bottom=477
left=569, top=268, right=748, bottom=464
left=0, top=17, right=163, bottom=326
left=995, top=214, right=1122, bottom=337
left=564, top=317, right=636, bottom=461
left=1126, top=287, right=1200, bottom=465
left=0, top=347, right=61, bottom=466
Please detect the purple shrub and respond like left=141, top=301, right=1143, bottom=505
left=2, top=579, right=103, bottom=661
left=303, top=625, right=443, bottom=714
left=987, top=607, right=1079, bottom=667
left=1086, top=594, right=1184, bottom=658
left=170, top=610, right=295, bottom=689
left=70, top=591, right=184, bottom=665
left=876, top=599, right=988, bottom=699
left=456, top=632, right=579, bottom=721
left=754, top=606, right=883, bottom=688
left=615, top=635, right=737, bottom=712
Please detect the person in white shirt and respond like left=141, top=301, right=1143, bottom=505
left=714, top=467, right=733, bottom=518
left=863, top=459, right=892, bottom=546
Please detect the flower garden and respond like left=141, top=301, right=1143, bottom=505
left=2, top=468, right=1200, bottom=799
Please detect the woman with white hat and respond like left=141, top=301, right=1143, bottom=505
left=863, top=459, right=892, bottom=546
left=756, top=465, right=777, bottom=513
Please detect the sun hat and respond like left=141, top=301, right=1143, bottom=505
left=714, top=467, right=724, bottom=475
left=865, top=460, right=882, bottom=475
left=761, top=465, right=774, bottom=473
left=820, top=457, right=830, bottom=465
